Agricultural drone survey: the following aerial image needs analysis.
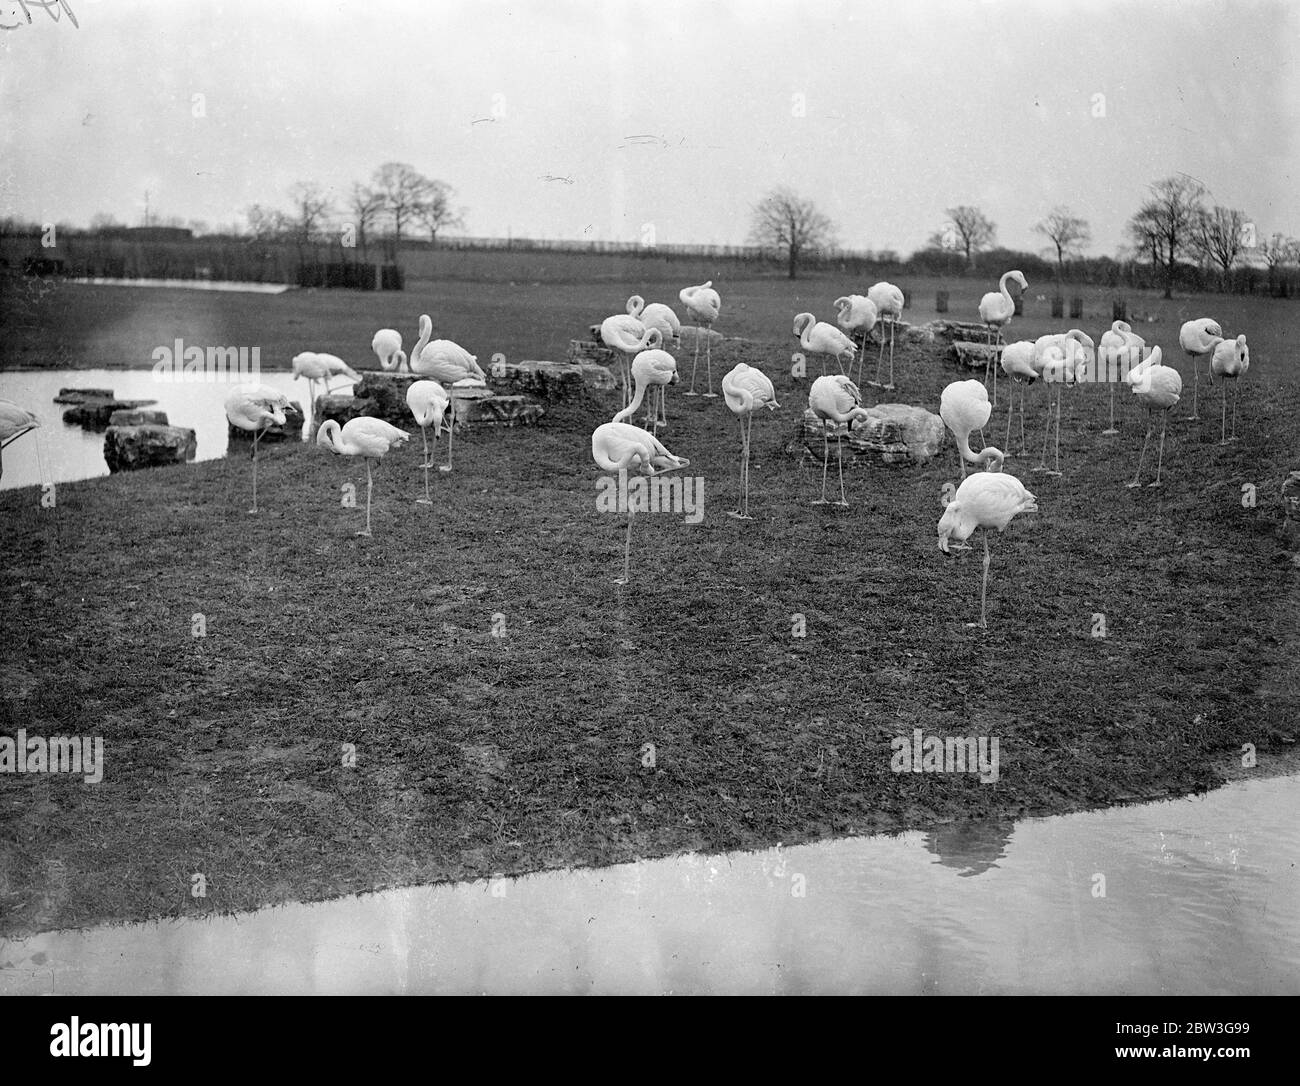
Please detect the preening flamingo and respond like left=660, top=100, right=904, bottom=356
left=409, top=314, right=487, bottom=385
left=998, top=342, right=1037, bottom=456
left=0, top=400, right=40, bottom=483
left=316, top=353, right=363, bottom=390
left=938, top=471, right=1039, bottom=629
left=372, top=329, right=407, bottom=372
left=406, top=379, right=450, bottom=505
left=1124, top=345, right=1181, bottom=488
left=600, top=312, right=656, bottom=409
left=794, top=312, right=856, bottom=377
left=978, top=270, right=1028, bottom=405
left=939, top=379, right=1003, bottom=478
left=679, top=281, right=722, bottom=396
left=613, top=332, right=676, bottom=431
left=626, top=295, right=681, bottom=345
left=224, top=384, right=290, bottom=515
left=317, top=417, right=411, bottom=536
left=867, top=281, right=905, bottom=389
left=292, top=352, right=358, bottom=406
left=721, top=362, right=779, bottom=520
left=1032, top=344, right=1077, bottom=478
left=1210, top=334, right=1249, bottom=444
left=591, top=422, right=690, bottom=585
left=1097, top=320, right=1145, bottom=435
left=1178, top=318, right=1223, bottom=421
left=807, top=374, right=871, bottom=506
left=833, top=294, right=878, bottom=385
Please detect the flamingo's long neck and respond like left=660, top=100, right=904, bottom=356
left=412, top=318, right=432, bottom=367
left=999, top=273, right=1013, bottom=307
left=614, top=376, right=649, bottom=423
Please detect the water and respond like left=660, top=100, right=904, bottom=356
left=0, top=369, right=331, bottom=491
left=2, top=775, right=1295, bottom=995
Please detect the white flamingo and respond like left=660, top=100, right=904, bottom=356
left=1210, top=334, right=1249, bottom=444
left=372, top=329, right=407, bottom=372
left=867, top=281, right=905, bottom=389
left=406, top=379, right=450, bottom=505
left=833, top=294, right=878, bottom=385
left=1032, top=344, right=1077, bottom=478
left=1178, top=318, right=1223, bottom=421
left=978, top=270, right=1028, bottom=406
left=679, top=281, right=722, bottom=397
left=939, top=379, right=1003, bottom=478
left=807, top=374, right=871, bottom=506
left=0, top=400, right=41, bottom=483
left=794, top=312, right=856, bottom=377
left=938, top=471, right=1039, bottom=629
left=626, top=295, right=681, bottom=345
left=316, top=417, right=411, bottom=536
left=998, top=341, right=1037, bottom=456
left=613, top=332, right=676, bottom=431
left=600, top=312, right=656, bottom=409
left=409, top=314, right=486, bottom=385
left=591, top=422, right=690, bottom=585
left=224, top=383, right=290, bottom=515
left=1124, top=345, right=1181, bottom=488
left=1097, top=320, right=1145, bottom=435
left=721, top=363, right=779, bottom=520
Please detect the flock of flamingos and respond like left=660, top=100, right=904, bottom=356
left=0, top=273, right=1251, bottom=628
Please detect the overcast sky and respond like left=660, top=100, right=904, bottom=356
left=2, top=0, right=1295, bottom=255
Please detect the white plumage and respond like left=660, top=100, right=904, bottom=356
left=939, top=379, right=1002, bottom=475
left=833, top=294, right=878, bottom=384
left=409, top=315, right=486, bottom=385
left=679, top=281, right=722, bottom=396
left=317, top=417, right=411, bottom=536
left=1178, top=317, right=1224, bottom=420
left=0, top=400, right=41, bottom=483
left=626, top=295, right=681, bottom=345
left=978, top=270, right=1027, bottom=406
left=614, top=338, right=677, bottom=430
left=866, top=281, right=905, bottom=388
left=721, top=363, right=779, bottom=519
left=1210, top=334, right=1249, bottom=444
left=406, top=379, right=450, bottom=503
left=794, top=312, right=856, bottom=376
left=1124, top=345, right=1181, bottom=488
left=807, top=374, right=872, bottom=506
left=224, top=384, right=291, bottom=514
left=372, top=329, right=406, bottom=372
left=601, top=313, right=657, bottom=408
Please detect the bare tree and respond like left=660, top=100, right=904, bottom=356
left=1260, top=232, right=1299, bottom=293
left=287, top=182, right=333, bottom=260
left=1127, top=175, right=1207, bottom=298
left=415, top=180, right=465, bottom=248
left=1194, top=205, right=1248, bottom=284
left=244, top=204, right=292, bottom=241
left=347, top=183, right=385, bottom=257
left=747, top=186, right=836, bottom=279
left=372, top=162, right=436, bottom=253
left=932, top=206, right=996, bottom=267
left=1034, top=206, right=1092, bottom=287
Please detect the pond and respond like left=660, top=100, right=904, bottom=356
left=1, top=774, right=1295, bottom=995
left=0, top=369, right=328, bottom=492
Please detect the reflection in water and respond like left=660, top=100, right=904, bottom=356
left=0, top=775, right=1296, bottom=995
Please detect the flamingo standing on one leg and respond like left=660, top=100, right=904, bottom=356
left=1178, top=318, right=1223, bottom=422
left=679, top=281, right=722, bottom=397
left=0, top=400, right=41, bottom=483
left=626, top=295, right=681, bottom=347
left=316, top=418, right=411, bottom=536
left=867, top=281, right=905, bottom=390
left=978, top=270, right=1028, bottom=407
left=372, top=329, right=407, bottom=372
left=938, top=471, right=1039, bottom=629
left=406, top=379, right=450, bottom=505
left=833, top=294, right=878, bottom=386
left=1210, top=334, right=1249, bottom=444
left=1032, top=345, right=1076, bottom=478
left=591, top=422, right=690, bottom=585
left=807, top=374, right=872, bottom=507
left=721, top=362, right=779, bottom=520
left=224, top=384, right=291, bottom=515
left=939, top=379, right=1004, bottom=479
left=998, top=342, right=1037, bottom=457
left=1097, top=320, right=1145, bottom=435
left=794, top=313, right=856, bottom=378
left=613, top=332, right=677, bottom=432
left=1124, top=346, right=1181, bottom=488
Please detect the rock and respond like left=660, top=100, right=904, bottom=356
left=62, top=399, right=159, bottom=430
left=568, top=338, right=620, bottom=367
left=104, top=424, right=197, bottom=472
left=951, top=340, right=1002, bottom=372
left=109, top=409, right=169, bottom=426
left=916, top=319, right=993, bottom=345
left=227, top=400, right=304, bottom=444
left=455, top=391, right=545, bottom=428
left=53, top=387, right=116, bottom=404
left=489, top=359, right=615, bottom=400
left=793, top=402, right=946, bottom=466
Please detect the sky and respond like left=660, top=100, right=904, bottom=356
left=1, top=0, right=1295, bottom=256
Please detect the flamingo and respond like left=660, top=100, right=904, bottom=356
left=939, top=379, right=1003, bottom=478
left=807, top=374, right=872, bottom=506
left=224, top=384, right=290, bottom=515
left=938, top=471, right=1039, bottom=630
left=978, top=270, right=1028, bottom=406
left=600, top=312, right=656, bottom=409
left=0, top=400, right=40, bottom=483
left=372, top=329, right=407, bottom=372
left=721, top=363, right=779, bottom=520
left=867, top=281, right=905, bottom=390
left=626, top=295, right=681, bottom=346
left=1210, top=334, right=1249, bottom=444
left=613, top=332, right=676, bottom=432
left=591, top=422, right=690, bottom=585
left=998, top=341, right=1037, bottom=456
left=1178, top=318, right=1223, bottom=421
left=316, top=417, right=411, bottom=536
left=409, top=315, right=487, bottom=385
left=406, top=379, right=450, bottom=505
left=316, top=353, right=363, bottom=390
left=679, top=281, right=722, bottom=397
left=1032, top=345, right=1077, bottom=478
left=1097, top=320, right=1145, bottom=435
left=794, top=313, right=856, bottom=377
left=833, top=294, right=878, bottom=385
left=1124, top=345, right=1181, bottom=488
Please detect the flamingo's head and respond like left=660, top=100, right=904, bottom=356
left=937, top=502, right=964, bottom=554
left=1011, top=271, right=1028, bottom=292
left=792, top=313, right=813, bottom=337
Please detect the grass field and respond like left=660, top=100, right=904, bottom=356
left=1, top=268, right=1298, bottom=936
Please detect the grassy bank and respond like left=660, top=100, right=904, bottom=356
left=2, top=326, right=1297, bottom=936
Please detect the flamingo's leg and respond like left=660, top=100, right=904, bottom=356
left=441, top=416, right=454, bottom=473
left=836, top=422, right=849, bottom=507
left=1004, top=383, right=1014, bottom=453
left=1149, top=413, right=1169, bottom=488
left=1187, top=357, right=1200, bottom=420
left=1220, top=382, right=1228, bottom=444
left=1018, top=386, right=1027, bottom=455
left=979, top=532, right=991, bottom=629
left=686, top=332, right=700, bottom=396
left=248, top=428, right=261, bottom=514
left=743, top=413, right=753, bottom=517
left=417, top=426, right=433, bottom=505
left=615, top=509, right=634, bottom=586
left=703, top=327, right=716, bottom=396
left=990, top=334, right=999, bottom=407
left=888, top=318, right=897, bottom=390
left=1128, top=419, right=1153, bottom=488
left=814, top=420, right=831, bottom=504
left=1230, top=382, right=1239, bottom=441
left=357, top=458, right=374, bottom=536
left=1051, top=386, right=1063, bottom=475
